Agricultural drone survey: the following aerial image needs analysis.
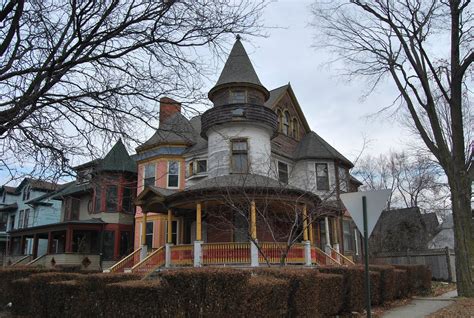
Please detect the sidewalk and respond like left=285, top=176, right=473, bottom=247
left=382, top=290, right=457, bottom=318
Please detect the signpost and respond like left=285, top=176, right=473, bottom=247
left=340, top=189, right=391, bottom=318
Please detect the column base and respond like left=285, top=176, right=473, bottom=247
left=165, top=243, right=173, bottom=267
left=140, top=245, right=148, bottom=261
left=194, top=241, right=203, bottom=267
left=303, top=240, right=312, bottom=266
left=250, top=240, right=259, bottom=267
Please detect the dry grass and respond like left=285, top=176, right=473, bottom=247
left=427, top=298, right=474, bottom=317
left=430, top=281, right=457, bottom=297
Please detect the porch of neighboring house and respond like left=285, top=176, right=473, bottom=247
left=107, top=185, right=354, bottom=275
left=6, top=221, right=133, bottom=270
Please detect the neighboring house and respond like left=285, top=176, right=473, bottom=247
left=369, top=207, right=439, bottom=255
left=0, top=179, right=62, bottom=262
left=6, top=140, right=136, bottom=269
left=429, top=214, right=454, bottom=249
left=126, top=37, right=362, bottom=272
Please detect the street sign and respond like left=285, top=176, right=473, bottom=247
left=339, top=189, right=391, bottom=318
left=340, top=189, right=391, bottom=237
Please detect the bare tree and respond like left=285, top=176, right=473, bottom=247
left=311, top=0, right=473, bottom=296
left=354, top=151, right=450, bottom=212
left=0, top=0, right=265, bottom=181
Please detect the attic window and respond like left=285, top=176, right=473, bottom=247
left=283, top=111, right=290, bottom=135
left=230, top=90, right=246, bottom=103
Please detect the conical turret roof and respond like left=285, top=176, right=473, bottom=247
left=213, top=37, right=264, bottom=88
left=99, top=139, right=137, bottom=173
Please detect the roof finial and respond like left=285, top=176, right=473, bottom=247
left=236, top=34, right=241, bottom=41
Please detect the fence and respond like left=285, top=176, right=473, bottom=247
left=373, top=247, right=456, bottom=282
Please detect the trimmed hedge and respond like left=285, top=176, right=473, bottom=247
left=319, top=266, right=381, bottom=312
left=394, top=269, right=409, bottom=299
left=241, top=276, right=290, bottom=317
left=312, top=273, right=344, bottom=317
left=104, top=280, right=166, bottom=318
left=9, top=278, right=31, bottom=316
left=0, top=267, right=55, bottom=306
left=47, top=280, right=82, bottom=318
left=253, top=267, right=343, bottom=317
left=394, top=264, right=432, bottom=295
left=30, top=272, right=86, bottom=317
left=368, top=265, right=397, bottom=302
left=159, top=267, right=250, bottom=317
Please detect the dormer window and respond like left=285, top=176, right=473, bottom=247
left=22, top=185, right=31, bottom=201
left=187, top=159, right=207, bottom=178
left=230, top=90, right=246, bottom=103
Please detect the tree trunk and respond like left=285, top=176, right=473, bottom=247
left=450, top=171, right=474, bottom=296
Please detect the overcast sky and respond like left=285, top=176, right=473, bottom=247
left=203, top=0, right=419, bottom=162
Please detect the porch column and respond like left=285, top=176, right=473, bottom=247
left=140, top=212, right=148, bottom=261
left=324, top=217, right=331, bottom=254
left=47, top=232, right=53, bottom=254
left=165, top=209, right=172, bottom=267
left=65, top=227, right=73, bottom=253
left=114, top=228, right=120, bottom=260
left=332, top=216, right=340, bottom=253
left=309, top=215, right=314, bottom=245
left=302, top=204, right=308, bottom=242
left=194, top=202, right=202, bottom=267
left=250, top=200, right=259, bottom=267
left=32, top=234, right=39, bottom=259
left=20, top=236, right=26, bottom=255
left=302, top=204, right=311, bottom=266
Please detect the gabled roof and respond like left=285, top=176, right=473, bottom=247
left=137, top=112, right=196, bottom=152
left=213, top=37, right=264, bottom=88
left=294, top=131, right=353, bottom=167
left=264, top=83, right=311, bottom=134
left=1, top=186, right=16, bottom=195
left=98, top=139, right=136, bottom=173
left=15, top=178, right=60, bottom=193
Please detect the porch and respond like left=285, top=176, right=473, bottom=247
left=5, top=220, right=133, bottom=269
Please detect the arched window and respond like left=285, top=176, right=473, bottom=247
left=276, top=109, right=283, bottom=132
left=292, top=118, right=298, bottom=139
left=283, top=111, right=290, bottom=135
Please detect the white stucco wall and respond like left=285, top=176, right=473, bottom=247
left=290, top=159, right=337, bottom=199
left=206, top=123, right=273, bottom=178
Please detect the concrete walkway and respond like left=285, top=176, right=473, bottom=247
left=382, top=290, right=457, bottom=318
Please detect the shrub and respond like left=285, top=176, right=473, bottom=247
left=46, top=280, right=82, bottom=318
left=0, top=267, right=54, bottom=305
left=29, top=272, right=86, bottom=318
left=253, top=267, right=335, bottom=317
left=9, top=278, right=31, bottom=316
left=159, top=267, right=250, bottom=317
left=241, top=276, right=290, bottom=317
left=368, top=265, right=397, bottom=302
left=394, top=269, right=409, bottom=299
left=104, top=280, right=166, bottom=318
left=394, top=265, right=432, bottom=295
left=312, top=273, right=344, bottom=317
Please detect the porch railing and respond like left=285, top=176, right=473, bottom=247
left=258, top=242, right=305, bottom=265
left=107, top=248, right=142, bottom=273
left=10, top=255, right=32, bottom=266
left=26, top=254, right=46, bottom=266
left=130, top=246, right=165, bottom=274
left=329, top=247, right=355, bottom=266
left=312, top=246, right=339, bottom=266
left=170, top=245, right=193, bottom=266
left=202, top=242, right=250, bottom=265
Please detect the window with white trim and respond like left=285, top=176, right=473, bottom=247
left=316, top=163, right=329, bottom=190
left=231, top=139, right=249, bottom=173
left=168, top=161, right=179, bottom=188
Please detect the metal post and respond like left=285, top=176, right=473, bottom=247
left=362, top=196, right=371, bottom=318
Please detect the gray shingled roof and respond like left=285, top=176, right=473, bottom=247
left=294, top=131, right=353, bottom=167
left=184, top=116, right=208, bottom=155
left=213, top=38, right=264, bottom=88
left=264, top=84, right=288, bottom=108
left=138, top=112, right=196, bottom=151
left=99, top=139, right=137, bottom=173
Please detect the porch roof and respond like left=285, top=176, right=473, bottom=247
left=8, top=219, right=105, bottom=236
left=0, top=203, right=18, bottom=213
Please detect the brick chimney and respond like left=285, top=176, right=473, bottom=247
left=159, top=97, right=181, bottom=125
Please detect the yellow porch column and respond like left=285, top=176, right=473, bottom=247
left=167, top=209, right=173, bottom=244
left=332, top=217, right=339, bottom=244
left=250, top=200, right=257, bottom=240
left=141, top=212, right=147, bottom=246
left=309, top=214, right=314, bottom=245
left=196, top=202, right=202, bottom=241
left=302, top=204, right=308, bottom=241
